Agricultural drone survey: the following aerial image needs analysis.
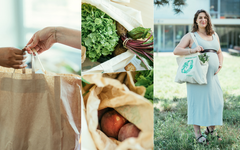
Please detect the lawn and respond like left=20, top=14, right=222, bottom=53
left=154, top=52, right=240, bottom=150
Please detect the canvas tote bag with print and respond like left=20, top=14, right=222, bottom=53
left=175, top=33, right=209, bottom=84
left=0, top=51, right=81, bottom=150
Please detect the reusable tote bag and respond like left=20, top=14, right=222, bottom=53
left=175, top=33, right=209, bottom=84
left=0, top=51, right=81, bottom=150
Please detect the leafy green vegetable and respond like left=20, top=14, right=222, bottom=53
left=82, top=3, right=119, bottom=62
left=128, top=27, right=151, bottom=40
left=143, top=32, right=154, bottom=44
left=82, top=77, right=90, bottom=88
left=97, top=54, right=114, bottom=63
left=82, top=78, right=90, bottom=84
left=198, top=53, right=209, bottom=63
left=135, top=70, right=153, bottom=102
left=121, top=26, right=153, bottom=69
left=145, top=84, right=153, bottom=100
left=137, top=51, right=153, bottom=69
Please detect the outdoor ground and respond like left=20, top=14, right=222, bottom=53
left=154, top=52, right=240, bottom=150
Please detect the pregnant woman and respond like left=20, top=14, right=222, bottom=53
left=173, top=9, right=224, bottom=144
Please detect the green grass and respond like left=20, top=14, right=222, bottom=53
left=154, top=52, right=240, bottom=150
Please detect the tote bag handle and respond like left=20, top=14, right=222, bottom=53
left=190, top=33, right=199, bottom=47
left=14, top=48, right=46, bottom=74
left=31, top=48, right=45, bottom=74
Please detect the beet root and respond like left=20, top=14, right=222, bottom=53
left=100, top=110, right=127, bottom=139
left=118, top=123, right=140, bottom=141
left=98, top=108, right=111, bottom=121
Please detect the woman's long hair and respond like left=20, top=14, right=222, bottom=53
left=192, top=9, right=214, bottom=35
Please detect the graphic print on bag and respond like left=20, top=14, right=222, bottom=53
left=181, top=60, right=193, bottom=73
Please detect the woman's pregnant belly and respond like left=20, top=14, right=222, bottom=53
left=206, top=53, right=219, bottom=75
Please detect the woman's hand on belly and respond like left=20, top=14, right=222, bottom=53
left=214, top=64, right=222, bottom=75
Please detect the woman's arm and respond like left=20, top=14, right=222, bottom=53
left=214, top=32, right=223, bottom=75
left=173, top=33, right=204, bottom=55
left=55, top=27, right=81, bottom=49
left=26, top=26, right=81, bottom=54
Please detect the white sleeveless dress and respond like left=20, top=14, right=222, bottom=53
left=187, top=32, right=224, bottom=126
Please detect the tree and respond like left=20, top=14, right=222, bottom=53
left=154, top=0, right=187, bottom=14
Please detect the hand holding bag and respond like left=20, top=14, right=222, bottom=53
left=0, top=50, right=81, bottom=150
left=175, top=33, right=209, bottom=84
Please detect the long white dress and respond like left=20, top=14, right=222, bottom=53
left=187, top=32, right=224, bottom=126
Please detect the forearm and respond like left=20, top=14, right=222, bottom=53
left=55, top=27, right=81, bottom=49
left=173, top=47, right=194, bottom=55
left=218, top=52, right=223, bottom=66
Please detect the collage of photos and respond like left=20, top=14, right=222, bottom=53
left=0, top=0, right=240, bottom=150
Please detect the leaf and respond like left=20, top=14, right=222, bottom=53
left=95, top=18, right=102, bottom=24
left=198, top=53, right=209, bottom=64
left=136, top=51, right=153, bottom=69
left=145, top=84, right=153, bottom=100
left=82, top=77, right=90, bottom=84
left=128, top=27, right=151, bottom=40
left=135, top=70, right=153, bottom=101
left=135, top=76, right=152, bottom=87
left=154, top=0, right=187, bottom=14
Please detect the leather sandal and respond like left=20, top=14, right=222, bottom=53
left=196, top=135, right=209, bottom=145
left=205, top=127, right=222, bottom=141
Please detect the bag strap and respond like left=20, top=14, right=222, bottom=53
left=190, top=32, right=199, bottom=47
left=12, top=48, right=45, bottom=75
left=31, top=48, right=46, bottom=74
left=22, top=48, right=26, bottom=74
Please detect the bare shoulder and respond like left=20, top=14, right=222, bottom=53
left=181, top=32, right=192, bottom=42
left=177, top=32, right=193, bottom=48
left=184, top=32, right=191, bottom=39
left=187, top=32, right=194, bottom=46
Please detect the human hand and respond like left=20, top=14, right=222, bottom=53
left=214, top=64, right=222, bottom=75
left=192, top=46, right=204, bottom=53
left=25, top=27, right=57, bottom=54
left=0, top=47, right=27, bottom=69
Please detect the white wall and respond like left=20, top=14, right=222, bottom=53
left=0, top=0, right=19, bottom=47
left=154, top=0, right=210, bottom=20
